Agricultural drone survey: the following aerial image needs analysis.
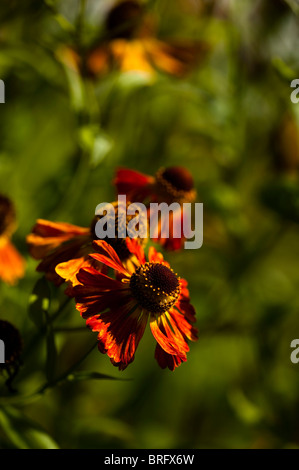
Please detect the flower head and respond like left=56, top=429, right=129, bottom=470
left=0, top=194, right=25, bottom=285
left=26, top=219, right=93, bottom=286
left=69, top=239, right=197, bottom=371
left=115, top=166, right=196, bottom=204
left=60, top=0, right=208, bottom=79
left=114, top=166, right=197, bottom=250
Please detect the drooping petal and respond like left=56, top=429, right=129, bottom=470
left=148, top=246, right=167, bottom=265
left=35, top=234, right=92, bottom=286
left=27, top=219, right=90, bottom=260
left=151, top=313, right=188, bottom=371
left=0, top=237, right=25, bottom=285
left=175, top=278, right=197, bottom=324
left=91, top=240, right=130, bottom=277
left=150, top=207, right=185, bottom=252
left=150, top=315, right=183, bottom=356
left=55, top=255, right=105, bottom=288
left=168, top=306, right=198, bottom=342
left=161, top=209, right=185, bottom=251
left=78, top=291, right=132, bottom=319
left=154, top=343, right=187, bottom=371
left=70, top=267, right=129, bottom=318
left=76, top=266, right=125, bottom=291
left=125, top=238, right=146, bottom=265
left=114, top=167, right=154, bottom=202
left=86, top=301, right=147, bottom=370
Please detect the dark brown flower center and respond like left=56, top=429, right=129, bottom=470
left=162, top=167, right=194, bottom=192
left=130, top=262, right=180, bottom=313
left=155, top=167, right=196, bottom=204
left=0, top=194, right=16, bottom=237
left=105, top=1, right=144, bottom=39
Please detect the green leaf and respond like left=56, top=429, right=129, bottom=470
left=28, top=278, right=57, bottom=381
left=28, top=277, right=51, bottom=329
left=0, top=407, right=59, bottom=449
left=78, top=126, right=114, bottom=167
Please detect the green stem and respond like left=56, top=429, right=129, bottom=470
left=22, top=296, right=72, bottom=364
left=50, top=296, right=72, bottom=324
left=37, top=340, right=98, bottom=394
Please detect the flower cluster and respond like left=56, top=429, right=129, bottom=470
left=0, top=3, right=200, bottom=373
left=27, top=166, right=198, bottom=371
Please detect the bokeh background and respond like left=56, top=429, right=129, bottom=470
left=1, top=0, right=299, bottom=449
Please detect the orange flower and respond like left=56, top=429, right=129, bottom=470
left=69, top=239, right=198, bottom=371
left=27, top=219, right=92, bottom=286
left=27, top=201, right=147, bottom=287
left=60, top=0, right=208, bottom=79
left=114, top=166, right=197, bottom=250
left=0, top=195, right=25, bottom=285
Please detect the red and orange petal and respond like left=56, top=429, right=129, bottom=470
left=154, top=342, right=187, bottom=370
left=37, top=236, right=93, bottom=286
left=72, top=266, right=130, bottom=318
left=150, top=306, right=197, bottom=370
left=26, top=219, right=92, bottom=285
left=26, top=219, right=90, bottom=260
left=150, top=315, right=188, bottom=371
left=150, top=206, right=186, bottom=251
left=114, top=168, right=154, bottom=203
left=86, top=302, right=147, bottom=370
left=55, top=255, right=108, bottom=296
left=0, top=237, right=25, bottom=285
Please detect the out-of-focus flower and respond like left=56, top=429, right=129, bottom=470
left=27, top=200, right=147, bottom=287
left=69, top=238, right=197, bottom=371
left=114, top=166, right=197, bottom=250
left=60, top=0, right=208, bottom=79
left=0, top=320, right=23, bottom=387
left=27, top=219, right=93, bottom=286
left=0, top=195, right=25, bottom=285
left=271, top=113, right=299, bottom=175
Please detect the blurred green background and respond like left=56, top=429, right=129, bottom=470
left=1, top=0, right=299, bottom=449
